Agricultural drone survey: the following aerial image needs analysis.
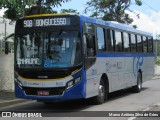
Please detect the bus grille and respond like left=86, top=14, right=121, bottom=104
left=18, top=70, right=70, bottom=79
left=23, top=87, right=65, bottom=96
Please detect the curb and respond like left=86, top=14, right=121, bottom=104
left=152, top=77, right=160, bottom=80
left=152, top=75, right=160, bottom=80
left=0, top=99, right=29, bottom=108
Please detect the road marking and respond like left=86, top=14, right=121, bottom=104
left=142, top=106, right=150, bottom=111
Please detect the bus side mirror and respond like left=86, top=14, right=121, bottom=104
left=5, top=42, right=9, bottom=54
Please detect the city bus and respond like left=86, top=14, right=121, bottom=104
left=14, top=14, right=154, bottom=104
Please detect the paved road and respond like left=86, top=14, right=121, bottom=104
left=0, top=79, right=160, bottom=120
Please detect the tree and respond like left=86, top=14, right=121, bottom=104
left=0, top=0, right=70, bottom=20
left=85, top=0, right=142, bottom=24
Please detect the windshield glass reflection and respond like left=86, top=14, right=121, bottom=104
left=15, top=31, right=82, bottom=68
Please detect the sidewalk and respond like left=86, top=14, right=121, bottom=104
left=152, top=74, right=160, bottom=80
left=0, top=91, right=29, bottom=108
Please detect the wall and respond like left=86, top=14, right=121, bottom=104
left=155, top=64, right=160, bottom=76
left=0, top=53, right=14, bottom=91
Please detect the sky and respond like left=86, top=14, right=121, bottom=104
left=56, top=0, right=160, bottom=38
left=0, top=0, right=160, bottom=38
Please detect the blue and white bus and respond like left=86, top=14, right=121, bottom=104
left=14, top=14, right=154, bottom=104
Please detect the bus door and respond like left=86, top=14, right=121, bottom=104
left=83, top=23, right=97, bottom=98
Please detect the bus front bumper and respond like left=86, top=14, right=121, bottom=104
left=15, top=81, right=85, bottom=102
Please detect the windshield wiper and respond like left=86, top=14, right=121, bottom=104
left=57, top=29, right=64, bottom=38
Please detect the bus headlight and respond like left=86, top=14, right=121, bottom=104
left=66, top=77, right=81, bottom=89
left=15, top=78, right=23, bottom=89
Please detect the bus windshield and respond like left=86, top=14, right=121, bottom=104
left=15, top=31, right=82, bottom=68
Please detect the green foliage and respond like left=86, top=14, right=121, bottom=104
left=0, top=0, right=70, bottom=20
left=85, top=0, right=142, bottom=24
left=132, top=25, right=138, bottom=29
left=135, top=0, right=142, bottom=6
left=4, top=8, right=19, bottom=20
left=155, top=59, right=160, bottom=66
left=0, top=48, right=4, bottom=53
left=153, top=40, right=160, bottom=57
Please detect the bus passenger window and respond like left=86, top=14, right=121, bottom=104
left=83, top=22, right=96, bottom=57
left=143, top=36, right=148, bottom=53
left=84, top=34, right=96, bottom=57
left=83, top=33, right=96, bottom=70
left=137, top=35, right=143, bottom=52
left=115, top=31, right=123, bottom=52
left=123, top=32, right=130, bottom=52
left=131, top=34, right=137, bottom=52
left=106, top=29, right=114, bottom=52
left=148, top=37, right=153, bottom=53
left=97, top=27, right=105, bottom=51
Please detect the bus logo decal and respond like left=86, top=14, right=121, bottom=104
left=133, top=57, right=144, bottom=77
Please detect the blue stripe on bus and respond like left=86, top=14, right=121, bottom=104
left=96, top=53, right=154, bottom=57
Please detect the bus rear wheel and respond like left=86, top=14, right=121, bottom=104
left=92, top=78, right=106, bottom=104
left=132, top=72, right=142, bottom=93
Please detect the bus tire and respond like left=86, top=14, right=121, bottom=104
left=92, top=78, right=106, bottom=104
left=132, top=72, right=142, bottom=93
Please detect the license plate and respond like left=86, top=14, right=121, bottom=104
left=37, top=91, right=49, bottom=96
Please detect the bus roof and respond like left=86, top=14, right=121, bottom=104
left=24, top=13, right=70, bottom=18
left=22, top=14, right=152, bottom=37
left=80, top=15, right=152, bottom=37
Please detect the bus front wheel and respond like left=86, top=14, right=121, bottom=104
left=92, top=78, right=106, bottom=104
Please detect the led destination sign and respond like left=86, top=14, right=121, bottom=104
left=23, top=18, right=71, bottom=28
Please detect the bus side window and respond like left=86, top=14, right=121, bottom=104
left=86, top=34, right=96, bottom=57
left=123, top=32, right=130, bottom=52
left=83, top=22, right=96, bottom=57
left=106, top=29, right=114, bottom=52
left=115, top=30, right=123, bottom=52
left=131, top=34, right=137, bottom=52
left=143, top=36, right=148, bottom=53
left=83, top=33, right=96, bottom=57
left=83, top=25, right=96, bottom=70
left=137, top=35, right=143, bottom=52
left=97, top=27, right=105, bottom=51
left=148, top=37, right=153, bottom=53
